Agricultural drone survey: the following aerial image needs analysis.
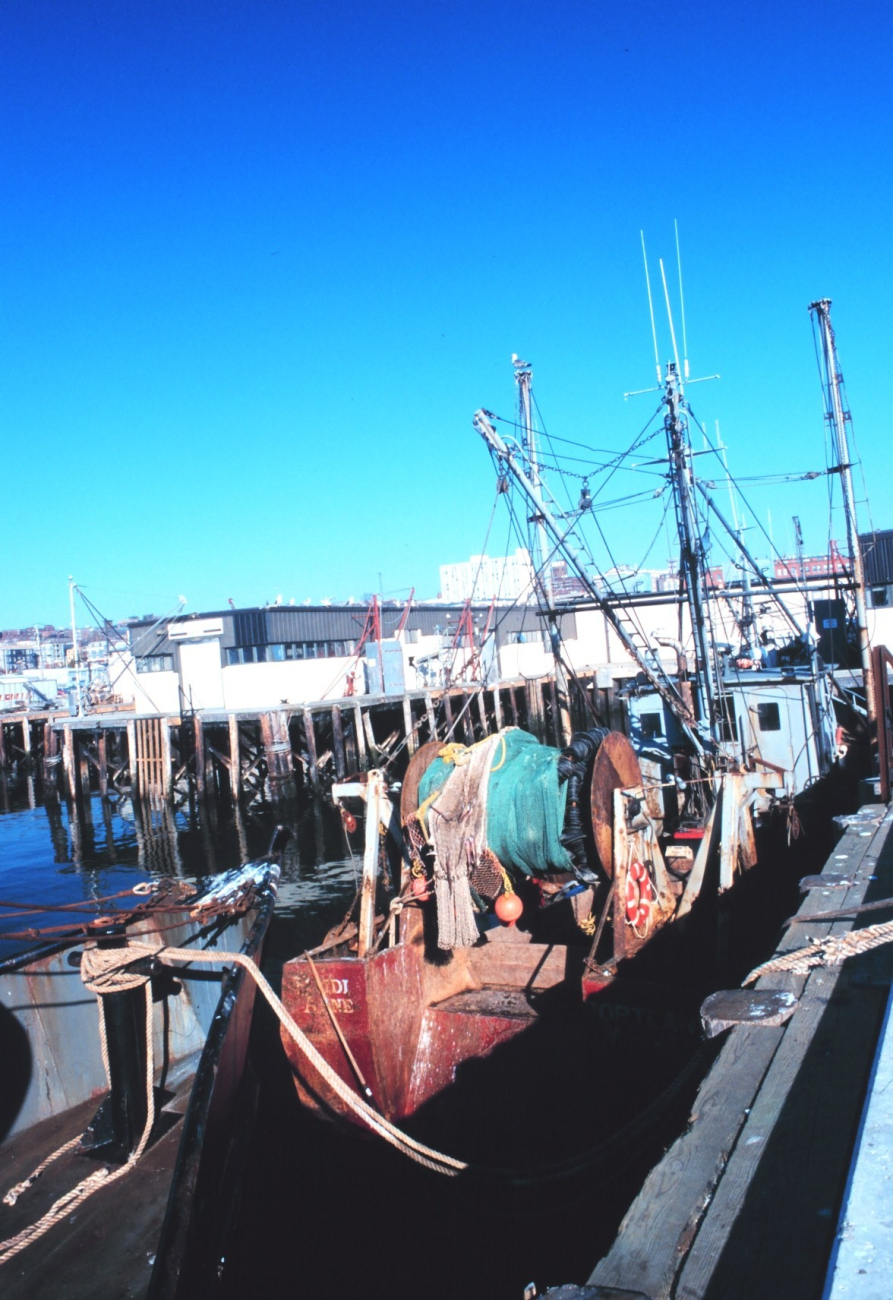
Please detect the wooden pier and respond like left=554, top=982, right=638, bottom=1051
left=561, top=801, right=893, bottom=1300
left=0, top=667, right=620, bottom=816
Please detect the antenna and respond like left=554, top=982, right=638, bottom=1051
left=640, top=231, right=661, bottom=383
left=659, top=259, right=682, bottom=380
left=675, top=219, right=689, bottom=379
left=716, top=421, right=740, bottom=531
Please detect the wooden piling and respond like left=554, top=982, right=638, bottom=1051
left=353, top=704, right=367, bottom=770
left=442, top=691, right=454, bottom=735
left=331, top=705, right=346, bottom=779
left=62, top=724, right=77, bottom=801
left=160, top=718, right=173, bottom=800
left=21, top=718, right=31, bottom=761
left=302, top=711, right=320, bottom=794
left=260, top=710, right=296, bottom=801
left=362, top=708, right=378, bottom=761
left=402, top=697, right=416, bottom=756
left=193, top=714, right=206, bottom=801
left=228, top=714, right=241, bottom=802
left=126, top=720, right=137, bottom=796
left=492, top=686, right=503, bottom=732
left=425, top=692, right=436, bottom=740
left=460, top=693, right=473, bottom=746
left=43, top=717, right=58, bottom=786
left=474, top=691, right=487, bottom=739
left=97, top=731, right=109, bottom=798
left=0, top=721, right=6, bottom=770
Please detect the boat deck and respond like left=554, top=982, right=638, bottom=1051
left=572, top=802, right=893, bottom=1300
left=1, top=1068, right=195, bottom=1300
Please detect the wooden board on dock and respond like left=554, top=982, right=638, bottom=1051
left=585, top=805, right=893, bottom=1300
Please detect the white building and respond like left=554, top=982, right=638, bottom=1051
left=439, top=549, right=535, bottom=603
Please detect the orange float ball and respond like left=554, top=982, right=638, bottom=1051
left=495, top=892, right=523, bottom=924
left=341, top=811, right=357, bottom=833
left=411, top=876, right=429, bottom=899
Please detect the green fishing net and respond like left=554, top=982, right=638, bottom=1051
left=417, top=729, right=572, bottom=877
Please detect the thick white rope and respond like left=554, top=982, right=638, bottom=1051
left=1, top=939, right=470, bottom=1270
left=743, top=917, right=893, bottom=986
left=152, top=947, right=469, bottom=1176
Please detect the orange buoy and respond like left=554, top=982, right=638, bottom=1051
left=495, top=891, right=523, bottom=924
left=411, top=876, right=429, bottom=899
left=341, top=811, right=357, bottom=833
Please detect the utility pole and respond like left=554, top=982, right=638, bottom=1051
left=809, top=299, right=874, bottom=722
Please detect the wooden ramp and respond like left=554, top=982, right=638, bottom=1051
left=558, top=803, right=893, bottom=1300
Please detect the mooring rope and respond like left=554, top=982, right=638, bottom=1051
left=1, top=939, right=467, bottom=1275
left=151, top=947, right=470, bottom=1176
left=743, top=917, right=893, bottom=986
left=3, top=932, right=722, bottom=1270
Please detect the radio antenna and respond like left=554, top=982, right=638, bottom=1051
left=659, top=258, right=682, bottom=381
left=640, top=231, right=661, bottom=383
left=675, top=219, right=690, bottom=379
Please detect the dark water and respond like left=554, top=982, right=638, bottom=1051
left=0, top=776, right=359, bottom=960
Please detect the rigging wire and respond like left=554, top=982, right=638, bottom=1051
left=75, top=588, right=183, bottom=717
left=685, top=401, right=821, bottom=615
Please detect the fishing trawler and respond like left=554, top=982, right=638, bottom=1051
left=276, top=294, right=875, bottom=1167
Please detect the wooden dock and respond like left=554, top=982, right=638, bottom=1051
left=0, top=666, right=622, bottom=815
left=554, top=802, right=893, bottom=1300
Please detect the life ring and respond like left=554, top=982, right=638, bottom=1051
left=625, top=860, right=654, bottom=929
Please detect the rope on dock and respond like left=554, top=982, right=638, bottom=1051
left=743, top=917, right=893, bottom=986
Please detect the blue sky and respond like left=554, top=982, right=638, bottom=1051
left=1, top=0, right=891, bottom=629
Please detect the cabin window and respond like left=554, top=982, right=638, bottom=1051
left=640, top=712, right=663, bottom=738
left=872, top=586, right=889, bottom=608
left=137, top=654, right=174, bottom=673
left=757, top=702, right=781, bottom=732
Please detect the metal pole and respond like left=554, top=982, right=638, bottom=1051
left=664, top=366, right=718, bottom=733
left=514, top=357, right=553, bottom=603
left=69, top=576, right=82, bottom=716
left=809, top=299, right=874, bottom=722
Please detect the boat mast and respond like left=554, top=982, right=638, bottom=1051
left=663, top=363, right=719, bottom=734
left=513, top=356, right=553, bottom=603
left=808, top=298, right=875, bottom=722
left=473, top=409, right=705, bottom=752
left=513, top=356, right=570, bottom=741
